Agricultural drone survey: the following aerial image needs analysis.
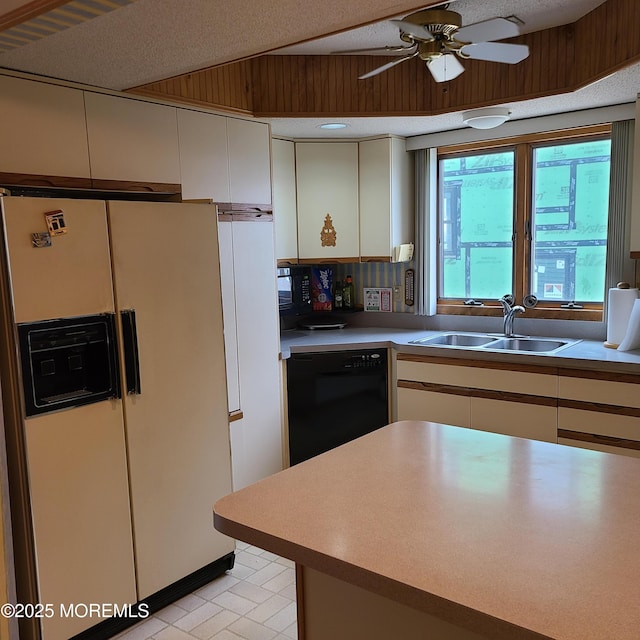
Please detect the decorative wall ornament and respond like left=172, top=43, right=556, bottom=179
left=320, top=213, right=337, bottom=247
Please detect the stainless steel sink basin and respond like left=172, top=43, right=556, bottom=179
left=410, top=332, right=578, bottom=354
left=485, top=338, right=570, bottom=353
left=410, top=333, right=496, bottom=347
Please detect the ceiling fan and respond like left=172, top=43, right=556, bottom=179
left=336, top=5, right=530, bottom=83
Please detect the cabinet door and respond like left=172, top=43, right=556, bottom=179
left=630, top=96, right=640, bottom=255
left=227, top=118, right=272, bottom=205
left=177, top=109, right=230, bottom=201
left=471, top=398, right=557, bottom=443
left=230, top=219, right=283, bottom=489
left=397, top=387, right=470, bottom=428
left=84, top=92, right=180, bottom=184
left=296, top=142, right=359, bottom=261
left=217, top=220, right=241, bottom=413
left=0, top=75, right=90, bottom=179
left=272, top=139, right=298, bottom=263
left=359, top=137, right=413, bottom=261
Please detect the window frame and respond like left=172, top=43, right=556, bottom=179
left=435, top=124, right=612, bottom=321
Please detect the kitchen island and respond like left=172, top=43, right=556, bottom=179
left=214, top=420, right=640, bottom=640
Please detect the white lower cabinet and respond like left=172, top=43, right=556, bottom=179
left=557, top=372, right=640, bottom=458
left=471, top=397, right=557, bottom=443
left=396, top=356, right=558, bottom=443
left=397, top=387, right=470, bottom=428
left=217, top=214, right=283, bottom=490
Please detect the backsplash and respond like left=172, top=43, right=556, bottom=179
left=333, top=261, right=415, bottom=314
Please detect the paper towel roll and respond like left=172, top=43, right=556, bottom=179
left=605, top=286, right=639, bottom=348
left=618, top=298, right=640, bottom=352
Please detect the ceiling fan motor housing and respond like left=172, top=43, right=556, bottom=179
left=399, top=9, right=462, bottom=44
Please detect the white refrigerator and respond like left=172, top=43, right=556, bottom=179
left=0, top=196, right=234, bottom=640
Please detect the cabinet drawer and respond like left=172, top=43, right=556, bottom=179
left=471, top=398, right=556, bottom=443
left=558, top=407, right=640, bottom=441
left=558, top=376, right=640, bottom=409
left=397, top=387, right=470, bottom=428
left=397, top=361, right=557, bottom=396
left=558, top=437, right=640, bottom=459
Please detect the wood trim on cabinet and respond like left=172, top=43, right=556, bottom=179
left=90, top=178, right=182, bottom=194
left=397, top=352, right=558, bottom=376
left=277, top=259, right=300, bottom=267
left=558, top=368, right=640, bottom=384
left=558, top=429, right=640, bottom=450
left=558, top=399, right=640, bottom=418
left=398, top=380, right=471, bottom=398
left=215, top=202, right=272, bottom=213
left=226, top=212, right=273, bottom=222
left=298, top=257, right=360, bottom=264
left=0, top=172, right=92, bottom=190
left=360, top=256, right=392, bottom=263
left=397, top=380, right=557, bottom=407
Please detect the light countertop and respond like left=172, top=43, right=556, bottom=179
left=214, top=420, right=640, bottom=640
left=280, top=326, right=640, bottom=373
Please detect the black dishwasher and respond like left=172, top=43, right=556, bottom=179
left=287, top=349, right=389, bottom=465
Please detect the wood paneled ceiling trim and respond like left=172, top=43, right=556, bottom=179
left=131, top=0, right=640, bottom=119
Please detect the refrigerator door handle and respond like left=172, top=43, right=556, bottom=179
left=121, top=309, right=142, bottom=395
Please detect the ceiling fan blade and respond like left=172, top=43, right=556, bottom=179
left=391, top=19, right=434, bottom=41
left=332, top=45, right=416, bottom=55
left=426, top=54, right=465, bottom=83
left=455, top=17, right=520, bottom=44
left=460, top=42, right=529, bottom=64
left=358, top=52, right=418, bottom=79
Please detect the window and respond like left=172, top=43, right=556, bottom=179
left=437, top=125, right=612, bottom=319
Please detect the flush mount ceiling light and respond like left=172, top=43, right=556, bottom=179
left=318, top=123, right=348, bottom=130
left=462, top=107, right=511, bottom=129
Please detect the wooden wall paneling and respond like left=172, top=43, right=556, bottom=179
left=129, top=0, right=640, bottom=118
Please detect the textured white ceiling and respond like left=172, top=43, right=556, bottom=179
left=0, top=0, right=636, bottom=140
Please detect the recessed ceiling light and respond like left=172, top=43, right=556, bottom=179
left=462, top=107, right=511, bottom=130
left=318, top=123, right=348, bottom=130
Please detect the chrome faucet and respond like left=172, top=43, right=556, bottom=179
left=499, top=297, right=525, bottom=337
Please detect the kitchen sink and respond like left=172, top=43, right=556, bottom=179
left=410, top=332, right=578, bottom=354
left=484, top=338, right=571, bottom=353
left=410, top=333, right=496, bottom=347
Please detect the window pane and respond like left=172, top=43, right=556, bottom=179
left=439, top=152, right=514, bottom=299
left=531, top=139, right=611, bottom=303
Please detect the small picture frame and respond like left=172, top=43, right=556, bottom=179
left=364, top=288, right=392, bottom=312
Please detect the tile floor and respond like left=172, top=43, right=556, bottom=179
left=115, top=543, right=297, bottom=640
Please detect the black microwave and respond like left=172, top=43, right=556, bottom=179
left=277, top=266, right=312, bottom=316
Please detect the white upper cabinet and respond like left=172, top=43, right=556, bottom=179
left=630, top=95, right=640, bottom=257
left=296, top=142, right=359, bottom=262
left=84, top=92, right=181, bottom=184
left=227, top=118, right=272, bottom=205
left=359, top=137, right=414, bottom=262
left=177, top=109, right=231, bottom=202
left=0, top=75, right=90, bottom=179
left=272, top=139, right=298, bottom=263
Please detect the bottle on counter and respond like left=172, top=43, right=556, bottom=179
left=334, top=280, right=343, bottom=309
left=343, top=275, right=354, bottom=309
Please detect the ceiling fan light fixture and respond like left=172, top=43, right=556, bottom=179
left=462, top=107, right=510, bottom=129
